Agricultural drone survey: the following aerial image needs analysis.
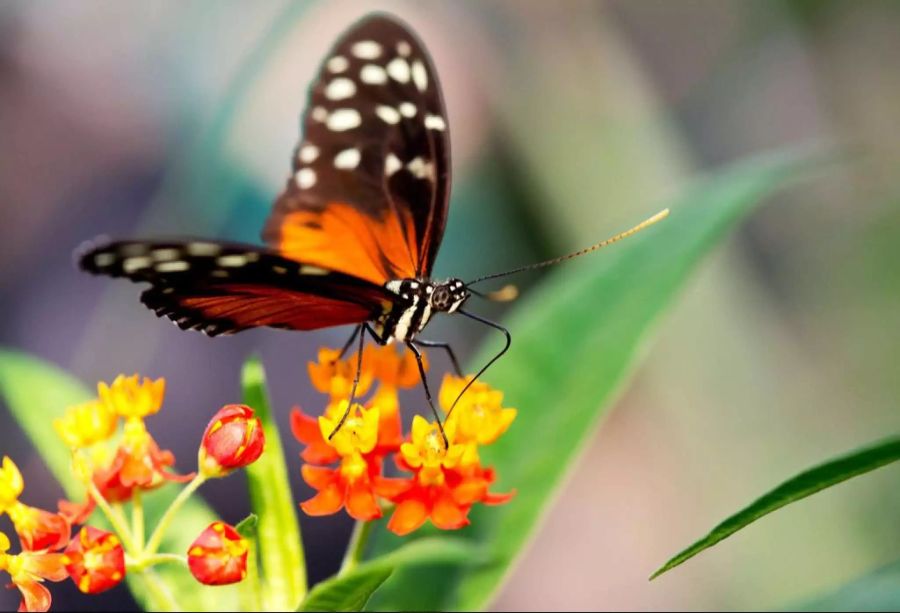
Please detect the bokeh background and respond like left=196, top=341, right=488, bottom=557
left=2, top=1, right=900, bottom=610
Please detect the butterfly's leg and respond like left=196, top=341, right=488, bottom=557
left=407, top=341, right=449, bottom=449
left=445, top=310, right=511, bottom=420
left=412, top=339, right=462, bottom=376
left=331, top=324, right=362, bottom=362
left=327, top=322, right=367, bottom=440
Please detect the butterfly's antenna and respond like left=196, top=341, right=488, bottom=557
left=466, top=209, right=670, bottom=286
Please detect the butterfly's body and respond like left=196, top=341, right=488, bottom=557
left=376, top=278, right=469, bottom=344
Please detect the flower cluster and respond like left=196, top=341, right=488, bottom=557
left=293, top=346, right=515, bottom=534
left=0, top=375, right=264, bottom=611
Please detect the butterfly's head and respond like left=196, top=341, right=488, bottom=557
left=429, top=279, right=469, bottom=313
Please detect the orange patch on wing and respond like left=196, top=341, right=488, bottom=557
left=277, top=202, right=419, bottom=284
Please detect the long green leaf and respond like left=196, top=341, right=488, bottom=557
left=242, top=356, right=307, bottom=610
left=651, top=436, right=900, bottom=579
left=0, top=349, right=242, bottom=611
left=301, top=538, right=475, bottom=612
left=367, top=149, right=821, bottom=610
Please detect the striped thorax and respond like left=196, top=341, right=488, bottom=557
left=377, top=278, right=469, bottom=343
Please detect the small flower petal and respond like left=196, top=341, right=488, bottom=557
left=387, top=499, right=428, bottom=536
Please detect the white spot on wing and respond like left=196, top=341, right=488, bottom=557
left=424, top=114, right=446, bottom=131
left=399, top=102, right=417, bottom=118
left=385, top=153, right=402, bottom=177
left=327, top=55, right=349, bottom=73
left=299, top=265, right=329, bottom=275
left=123, top=256, right=151, bottom=273
left=299, top=144, right=319, bottom=163
left=187, top=242, right=221, bottom=256
left=397, top=41, right=412, bottom=57
left=94, top=253, right=116, bottom=267
left=375, top=105, right=400, bottom=124
left=351, top=40, right=382, bottom=59
left=411, top=60, right=428, bottom=92
left=360, top=64, right=387, bottom=84
left=386, top=57, right=410, bottom=83
left=325, top=77, right=356, bottom=100
left=155, top=261, right=189, bottom=272
left=217, top=254, right=247, bottom=267
left=334, top=148, right=361, bottom=170
left=295, top=168, right=316, bottom=189
left=311, top=106, right=328, bottom=122
left=326, top=108, right=362, bottom=131
left=151, top=248, right=180, bottom=262
left=407, top=156, right=435, bottom=181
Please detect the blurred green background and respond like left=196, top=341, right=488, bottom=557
left=1, top=1, right=899, bottom=610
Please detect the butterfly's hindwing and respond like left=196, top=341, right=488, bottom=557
left=78, top=239, right=393, bottom=336
left=263, top=14, right=451, bottom=284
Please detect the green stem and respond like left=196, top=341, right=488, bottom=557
left=339, top=520, right=374, bottom=576
left=144, top=474, right=206, bottom=554
left=86, top=478, right=136, bottom=553
left=136, top=568, right=180, bottom=612
left=126, top=553, right=186, bottom=572
left=132, top=489, right=145, bottom=553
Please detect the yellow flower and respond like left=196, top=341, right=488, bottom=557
left=439, top=375, right=516, bottom=446
left=318, top=402, right=379, bottom=457
left=98, top=374, right=165, bottom=419
left=53, top=399, right=118, bottom=448
left=0, top=457, right=24, bottom=514
left=400, top=416, right=477, bottom=484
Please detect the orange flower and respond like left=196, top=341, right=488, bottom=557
left=199, top=405, right=265, bottom=478
left=0, top=532, right=67, bottom=612
left=291, top=405, right=340, bottom=465
left=385, top=417, right=513, bottom=536
left=299, top=404, right=401, bottom=520
left=308, top=348, right=373, bottom=400
left=187, top=522, right=248, bottom=586
left=92, top=419, right=193, bottom=502
left=439, top=375, right=516, bottom=446
left=0, top=458, right=70, bottom=552
left=365, top=345, right=424, bottom=452
left=62, top=526, right=125, bottom=594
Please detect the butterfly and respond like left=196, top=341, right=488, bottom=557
left=77, top=13, right=667, bottom=443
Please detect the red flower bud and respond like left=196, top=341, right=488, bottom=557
left=63, top=526, right=125, bottom=594
left=199, top=405, right=265, bottom=477
left=187, top=522, right=248, bottom=586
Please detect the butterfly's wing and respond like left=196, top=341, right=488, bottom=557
left=263, top=13, right=451, bottom=284
left=78, top=240, right=393, bottom=336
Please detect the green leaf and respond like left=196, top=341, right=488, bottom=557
left=0, top=349, right=243, bottom=611
left=235, top=513, right=259, bottom=538
left=651, top=436, right=900, bottom=580
left=367, top=149, right=823, bottom=611
left=797, top=558, right=900, bottom=611
left=242, top=355, right=307, bottom=610
left=301, top=538, right=475, bottom=612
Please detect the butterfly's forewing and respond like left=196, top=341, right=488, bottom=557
left=78, top=240, right=392, bottom=336
left=263, top=13, right=451, bottom=284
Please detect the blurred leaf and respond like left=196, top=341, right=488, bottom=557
left=302, top=537, right=475, bottom=612
left=242, top=356, right=307, bottom=610
left=367, top=149, right=822, bottom=610
left=652, top=436, right=900, bottom=579
left=235, top=513, right=259, bottom=538
left=0, top=348, right=241, bottom=611
left=300, top=567, right=393, bottom=613
left=798, top=558, right=900, bottom=611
